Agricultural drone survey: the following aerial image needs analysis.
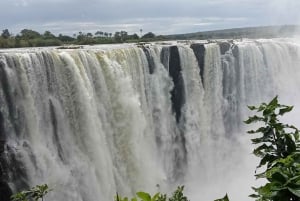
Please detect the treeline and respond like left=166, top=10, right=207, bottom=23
left=0, top=29, right=167, bottom=48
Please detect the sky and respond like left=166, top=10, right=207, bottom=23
left=1, top=0, right=300, bottom=36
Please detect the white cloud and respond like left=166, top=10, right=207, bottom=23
left=13, top=0, right=31, bottom=7
left=1, top=0, right=299, bottom=36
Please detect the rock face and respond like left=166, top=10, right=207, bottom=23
left=0, top=180, right=12, bottom=201
left=0, top=61, right=12, bottom=201
left=190, top=43, right=205, bottom=86
left=141, top=46, right=156, bottom=74
left=218, top=42, right=231, bottom=55
left=168, top=46, right=185, bottom=123
left=163, top=45, right=187, bottom=180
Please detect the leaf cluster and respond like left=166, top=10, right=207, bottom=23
left=214, top=194, right=229, bottom=201
left=115, top=186, right=188, bottom=201
left=11, top=184, right=51, bottom=201
left=245, top=96, right=300, bottom=201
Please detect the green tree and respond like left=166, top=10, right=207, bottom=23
left=245, top=96, right=300, bottom=201
left=20, top=29, right=41, bottom=40
left=1, top=29, right=11, bottom=39
left=128, top=33, right=139, bottom=40
left=114, top=31, right=122, bottom=42
left=43, top=31, right=56, bottom=39
left=87, top=32, right=93, bottom=38
left=142, top=32, right=155, bottom=39
left=95, top=31, right=103, bottom=37
left=58, top=34, right=75, bottom=42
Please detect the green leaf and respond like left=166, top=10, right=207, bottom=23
left=253, top=144, right=270, bottom=157
left=214, top=194, right=229, bottom=201
left=288, top=188, right=300, bottom=197
left=286, top=134, right=297, bottom=154
left=247, top=105, right=257, bottom=110
left=136, top=192, right=151, bottom=201
left=256, top=183, right=278, bottom=197
left=249, top=193, right=260, bottom=198
left=257, top=103, right=267, bottom=112
left=244, top=115, right=264, bottom=124
left=258, top=154, right=276, bottom=168
left=269, top=96, right=279, bottom=107
left=151, top=193, right=160, bottom=201
left=270, top=172, right=287, bottom=184
left=255, top=172, right=266, bottom=179
left=279, top=106, right=293, bottom=116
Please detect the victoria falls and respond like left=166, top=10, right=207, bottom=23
left=1, top=36, right=300, bottom=201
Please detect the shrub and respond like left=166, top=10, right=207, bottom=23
left=245, top=96, right=300, bottom=201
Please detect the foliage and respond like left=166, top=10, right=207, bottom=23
left=115, top=186, right=188, bottom=201
left=214, top=194, right=229, bottom=201
left=141, top=32, right=156, bottom=39
left=20, top=29, right=41, bottom=40
left=245, top=96, right=300, bottom=201
left=11, top=184, right=51, bottom=201
left=2, top=29, right=11, bottom=39
left=0, top=28, right=163, bottom=48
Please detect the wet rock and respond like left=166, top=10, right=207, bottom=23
left=190, top=43, right=205, bottom=86
left=219, top=42, right=231, bottom=55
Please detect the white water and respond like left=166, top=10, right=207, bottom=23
left=1, top=39, right=300, bottom=201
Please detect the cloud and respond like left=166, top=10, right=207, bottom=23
left=15, top=16, right=248, bottom=36
left=13, top=0, right=31, bottom=7
left=1, top=0, right=299, bottom=36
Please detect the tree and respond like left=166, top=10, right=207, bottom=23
left=43, top=31, right=56, bottom=39
left=86, top=32, right=93, bottom=38
left=58, top=34, right=75, bottom=42
left=114, top=31, right=122, bottom=42
left=95, top=31, right=103, bottom=37
left=142, top=32, right=155, bottom=39
left=245, top=96, right=300, bottom=201
left=128, top=33, right=139, bottom=40
left=1, top=29, right=11, bottom=39
left=77, top=31, right=84, bottom=41
left=20, top=29, right=41, bottom=40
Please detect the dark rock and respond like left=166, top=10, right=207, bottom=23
left=190, top=43, right=205, bottom=87
left=219, top=42, right=231, bottom=55
left=168, top=46, right=185, bottom=123
left=160, top=47, right=170, bottom=70
left=0, top=180, right=12, bottom=201
left=141, top=46, right=156, bottom=74
left=168, top=46, right=188, bottom=181
left=49, top=99, right=64, bottom=161
left=232, top=45, right=239, bottom=58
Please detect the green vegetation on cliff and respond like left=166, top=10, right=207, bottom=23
left=0, top=29, right=166, bottom=48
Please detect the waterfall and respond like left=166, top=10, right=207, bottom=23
left=1, top=39, right=300, bottom=201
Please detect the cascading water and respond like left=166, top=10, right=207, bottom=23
left=1, top=39, right=300, bottom=201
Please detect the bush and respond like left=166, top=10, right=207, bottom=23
left=11, top=184, right=51, bottom=201
left=245, top=96, right=300, bottom=201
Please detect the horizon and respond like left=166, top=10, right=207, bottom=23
left=3, top=24, right=300, bottom=38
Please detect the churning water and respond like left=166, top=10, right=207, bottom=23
left=1, top=39, right=300, bottom=201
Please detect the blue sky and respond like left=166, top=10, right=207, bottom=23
left=1, top=0, right=300, bottom=36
